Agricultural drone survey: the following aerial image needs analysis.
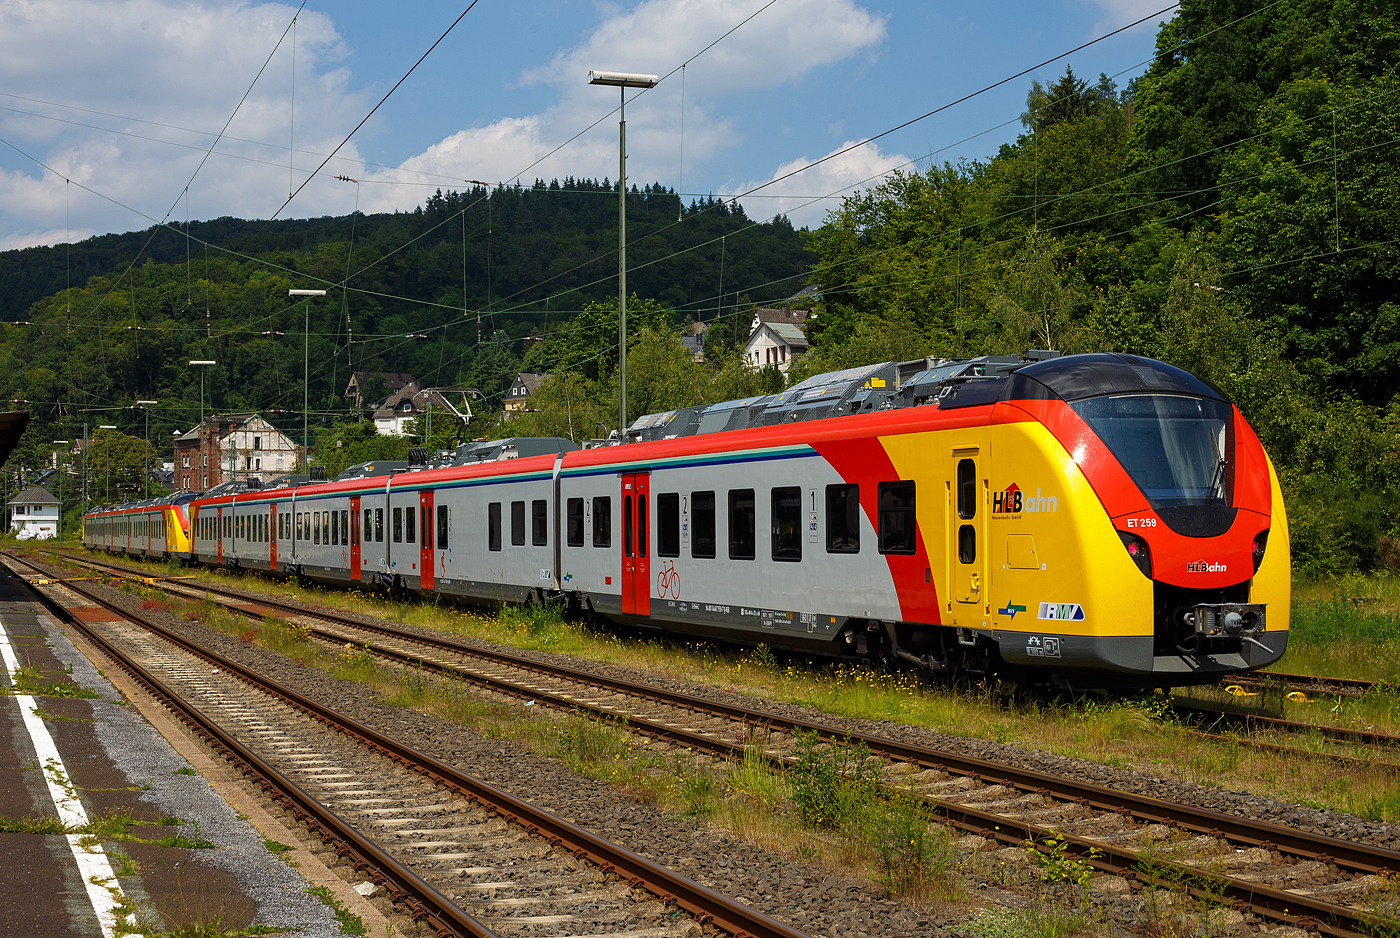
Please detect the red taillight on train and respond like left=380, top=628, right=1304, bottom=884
left=1118, top=530, right=1152, bottom=579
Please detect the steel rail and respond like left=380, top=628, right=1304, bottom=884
left=7, top=563, right=495, bottom=938
left=1169, top=700, right=1400, bottom=750
left=7, top=552, right=813, bottom=938
left=1244, top=671, right=1388, bottom=695
left=36, top=550, right=1400, bottom=876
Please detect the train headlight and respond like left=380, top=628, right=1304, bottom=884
left=1252, top=530, right=1269, bottom=573
left=1118, top=531, right=1152, bottom=579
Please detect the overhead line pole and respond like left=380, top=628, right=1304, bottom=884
left=588, top=70, right=657, bottom=439
left=290, top=290, right=327, bottom=468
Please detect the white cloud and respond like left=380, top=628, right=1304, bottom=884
left=359, top=0, right=887, bottom=211
left=730, top=139, right=911, bottom=230
left=0, top=0, right=892, bottom=247
left=1076, top=0, right=1174, bottom=37
left=0, top=0, right=369, bottom=248
left=0, top=227, right=97, bottom=252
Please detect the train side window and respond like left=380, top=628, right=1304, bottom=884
left=488, top=502, right=502, bottom=551
left=374, top=508, right=384, bottom=542
left=878, top=482, right=917, bottom=554
left=567, top=498, right=584, bottom=546
left=405, top=504, right=415, bottom=544
left=826, top=484, right=860, bottom=553
left=728, top=489, right=755, bottom=560
left=622, top=494, right=633, bottom=557
left=957, top=459, right=976, bottom=520
left=691, top=491, right=715, bottom=558
left=771, top=486, right=802, bottom=562
left=437, top=504, right=448, bottom=549
left=331, top=511, right=339, bottom=546
left=343, top=510, right=350, bottom=545
left=320, top=511, right=327, bottom=545
left=657, top=493, right=679, bottom=557
left=393, top=507, right=403, bottom=543
left=592, top=497, right=612, bottom=548
left=313, top=512, right=321, bottom=545
left=363, top=509, right=372, bottom=542
left=532, top=500, right=548, bottom=547
left=511, top=501, right=526, bottom=546
left=637, top=494, right=647, bottom=559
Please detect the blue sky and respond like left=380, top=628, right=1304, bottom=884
left=0, top=0, right=1170, bottom=251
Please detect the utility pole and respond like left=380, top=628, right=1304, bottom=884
left=289, top=290, right=327, bottom=469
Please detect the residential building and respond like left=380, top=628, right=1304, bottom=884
left=680, top=321, right=709, bottom=362
left=172, top=415, right=299, bottom=492
left=345, top=371, right=415, bottom=409
left=503, top=373, right=544, bottom=417
left=372, top=383, right=474, bottom=437
left=9, top=485, right=58, bottom=539
left=742, top=308, right=812, bottom=373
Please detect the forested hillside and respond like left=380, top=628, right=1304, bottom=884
left=0, top=179, right=808, bottom=476
left=796, top=0, right=1400, bottom=574
left=4, top=0, right=1398, bottom=575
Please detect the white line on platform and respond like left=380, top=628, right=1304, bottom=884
left=0, top=616, right=124, bottom=938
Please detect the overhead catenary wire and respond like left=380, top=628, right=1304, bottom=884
left=4, top=0, right=1345, bottom=428
left=240, top=1, right=482, bottom=252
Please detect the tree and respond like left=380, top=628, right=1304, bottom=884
left=988, top=229, right=1093, bottom=353
left=1021, top=67, right=1120, bottom=134
left=82, top=429, right=156, bottom=507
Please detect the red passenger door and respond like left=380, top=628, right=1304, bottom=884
left=216, top=507, right=223, bottom=564
left=620, top=472, right=650, bottom=616
left=269, top=504, right=278, bottom=571
left=419, top=489, right=434, bottom=591
left=350, top=496, right=361, bottom=581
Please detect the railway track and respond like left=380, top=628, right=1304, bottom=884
left=29, top=548, right=1400, bottom=938
left=1235, top=672, right=1389, bottom=698
left=6, top=551, right=808, bottom=938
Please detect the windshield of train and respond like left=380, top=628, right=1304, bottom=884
left=1069, top=394, right=1232, bottom=508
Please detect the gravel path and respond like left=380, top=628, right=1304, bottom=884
left=85, top=577, right=944, bottom=938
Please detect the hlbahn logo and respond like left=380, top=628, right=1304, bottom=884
left=992, top=483, right=1057, bottom=516
left=1187, top=560, right=1227, bottom=573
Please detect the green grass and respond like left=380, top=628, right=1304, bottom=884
left=0, top=813, right=68, bottom=834
left=4, top=665, right=101, bottom=699
left=303, top=886, right=367, bottom=936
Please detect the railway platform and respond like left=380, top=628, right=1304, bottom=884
left=0, top=561, right=384, bottom=937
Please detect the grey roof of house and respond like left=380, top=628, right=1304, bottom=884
left=515, top=373, right=545, bottom=394
left=767, top=322, right=810, bottom=347
left=754, top=308, right=809, bottom=325
left=10, top=485, right=56, bottom=505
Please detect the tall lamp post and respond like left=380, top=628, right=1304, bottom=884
left=52, top=441, right=68, bottom=542
left=190, top=361, right=216, bottom=491
left=290, top=290, right=328, bottom=467
left=588, top=69, right=657, bottom=439
left=136, top=400, right=157, bottom=498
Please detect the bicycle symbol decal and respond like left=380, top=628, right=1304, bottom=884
left=656, top=560, right=681, bottom=600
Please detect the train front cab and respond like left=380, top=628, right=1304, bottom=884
left=975, top=354, right=1288, bottom=689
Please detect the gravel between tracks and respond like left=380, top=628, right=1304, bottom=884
left=200, top=577, right=1400, bottom=854
left=66, top=564, right=1400, bottom=936
left=80, top=576, right=945, bottom=938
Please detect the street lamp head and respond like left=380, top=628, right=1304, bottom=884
left=189, top=360, right=216, bottom=366
left=587, top=70, right=658, bottom=88
left=99, top=425, right=117, bottom=429
left=136, top=400, right=157, bottom=405
left=52, top=440, right=68, bottom=444
left=288, top=289, right=327, bottom=297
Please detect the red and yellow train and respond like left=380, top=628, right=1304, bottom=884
left=85, top=352, right=1288, bottom=688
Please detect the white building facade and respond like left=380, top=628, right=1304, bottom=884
left=10, top=485, right=59, bottom=539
